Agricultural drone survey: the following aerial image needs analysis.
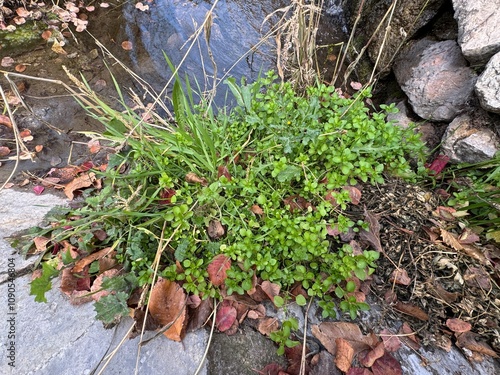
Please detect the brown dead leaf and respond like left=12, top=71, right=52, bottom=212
left=456, top=331, right=499, bottom=358
left=260, top=280, right=281, bottom=303
left=312, top=322, right=379, bottom=356
left=335, top=338, right=355, bottom=372
left=215, top=303, right=237, bottom=332
left=186, top=297, right=213, bottom=332
left=393, top=301, right=429, bottom=321
left=64, top=172, right=96, bottom=200
left=399, top=322, right=420, bottom=351
left=217, top=165, right=232, bottom=181
left=464, top=267, right=492, bottom=290
left=371, top=352, right=402, bottom=375
left=0, top=114, right=13, bottom=128
left=344, top=185, right=362, bottom=205
left=0, top=146, right=11, bottom=157
left=428, top=279, right=459, bottom=303
left=433, top=206, right=457, bottom=221
left=33, top=236, right=51, bottom=254
left=51, top=39, right=67, bottom=55
left=459, top=228, right=480, bottom=244
left=283, top=194, right=313, bottom=212
left=257, top=317, right=280, bottom=336
left=359, top=209, right=383, bottom=252
left=435, top=334, right=452, bottom=352
left=148, top=278, right=187, bottom=341
left=379, top=329, right=401, bottom=353
left=41, top=30, right=52, bottom=40
left=35, top=145, right=44, bottom=153
left=359, top=341, right=386, bottom=367
left=88, top=139, right=101, bottom=154
left=440, top=228, right=463, bottom=251
left=347, top=368, right=374, bottom=375
left=15, top=64, right=26, bottom=73
left=389, top=268, right=411, bottom=286
left=90, top=268, right=120, bottom=301
left=446, top=318, right=472, bottom=333
left=185, top=172, right=208, bottom=186
left=207, top=220, right=225, bottom=239
left=207, top=254, right=231, bottom=286
left=73, top=247, right=113, bottom=273
left=251, top=204, right=264, bottom=215
left=460, top=243, right=488, bottom=265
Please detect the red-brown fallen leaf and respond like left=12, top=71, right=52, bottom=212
left=359, top=208, right=383, bottom=252
left=215, top=304, right=237, bottom=332
left=207, top=220, right=225, bottom=239
left=148, top=278, right=187, bottom=341
left=15, top=7, right=30, bottom=17
left=41, top=30, right=52, bottom=40
left=259, top=363, right=286, bottom=375
left=19, top=129, right=31, bottom=138
left=88, top=139, right=101, bottom=154
left=350, top=81, right=363, bottom=91
left=379, top=329, right=401, bottom=352
left=90, top=268, right=120, bottom=301
left=433, top=206, right=457, bottom=221
left=159, top=188, right=176, bottom=205
left=187, top=294, right=202, bottom=308
left=359, top=341, right=386, bottom=367
left=260, top=280, right=281, bottom=303
left=446, top=318, right=472, bottom=333
left=399, top=322, right=420, bottom=350
left=186, top=297, right=213, bottom=332
left=427, top=154, right=449, bottom=175
left=393, top=301, right=429, bottom=321
left=312, top=322, right=379, bottom=356
left=285, top=344, right=310, bottom=375
left=459, top=228, right=480, bottom=244
left=121, top=40, right=133, bottom=50
left=371, top=352, right=402, bottom=375
left=35, top=145, right=44, bottom=153
left=33, top=185, right=45, bottom=195
left=335, top=337, right=355, bottom=372
left=0, top=146, right=11, bottom=157
left=257, top=317, right=279, bottom=336
left=283, top=194, right=313, bottom=212
left=464, top=267, right=492, bottom=289
left=440, top=228, right=462, bottom=250
left=0, top=114, right=13, bottom=129
left=217, top=165, right=232, bottom=181
left=15, top=64, right=26, bottom=73
left=251, top=204, right=264, bottom=215
left=344, top=185, right=362, bottom=205
left=207, top=254, right=231, bottom=286
left=389, top=268, right=411, bottom=286
left=61, top=267, right=91, bottom=297
left=347, top=368, right=374, bottom=375
left=64, top=172, right=96, bottom=200
left=48, top=166, right=79, bottom=183
left=456, top=331, right=499, bottom=358
left=73, top=247, right=114, bottom=273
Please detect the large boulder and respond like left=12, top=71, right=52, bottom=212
left=475, top=52, right=500, bottom=114
left=441, top=114, right=500, bottom=163
left=342, top=0, right=446, bottom=78
left=393, top=38, right=477, bottom=121
left=453, top=0, right=500, bottom=65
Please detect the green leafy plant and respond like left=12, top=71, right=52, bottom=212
left=269, top=317, right=300, bottom=356
left=27, top=70, right=425, bottom=324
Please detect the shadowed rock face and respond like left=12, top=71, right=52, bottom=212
left=122, top=0, right=286, bottom=103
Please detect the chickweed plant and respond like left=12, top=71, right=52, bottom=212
left=28, top=70, right=425, bottom=324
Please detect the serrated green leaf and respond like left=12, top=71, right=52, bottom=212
left=174, top=238, right=190, bottom=262
left=94, top=292, right=130, bottom=324
left=277, top=165, right=301, bottom=183
left=29, top=261, right=59, bottom=303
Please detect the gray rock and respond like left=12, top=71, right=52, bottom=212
left=386, top=100, right=414, bottom=129
left=453, top=0, right=500, bottom=65
left=441, top=114, right=500, bottom=163
left=476, top=52, right=500, bottom=113
left=393, top=39, right=477, bottom=121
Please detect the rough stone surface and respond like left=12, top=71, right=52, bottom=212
left=441, top=114, right=500, bottom=163
left=393, top=38, right=477, bottom=121
left=343, top=0, right=445, bottom=77
left=207, top=325, right=286, bottom=375
left=476, top=52, right=500, bottom=113
left=0, top=189, right=208, bottom=375
left=453, top=0, right=500, bottom=65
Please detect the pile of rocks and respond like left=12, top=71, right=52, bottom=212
left=344, top=0, right=500, bottom=163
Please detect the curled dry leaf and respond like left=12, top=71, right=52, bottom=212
left=207, top=220, right=225, bottom=239
left=250, top=204, right=264, bottom=215
left=335, top=338, right=355, bottom=372
left=217, top=165, right=232, bottom=181
left=358, top=341, right=385, bottom=367
left=0, top=146, right=11, bottom=157
left=0, top=114, right=12, bottom=128
left=121, top=41, right=133, bottom=50
left=73, top=247, right=114, bottom=273
left=390, top=268, right=411, bottom=286
left=185, top=172, right=208, bottom=186
left=399, top=322, right=420, bottom=351
left=371, top=352, right=402, bottom=375
left=379, top=329, right=401, bottom=352
left=446, top=318, right=472, bottom=333
left=359, top=209, right=383, bottom=252
left=148, top=278, right=187, bottom=341
left=64, top=172, right=96, bottom=200
left=393, top=301, right=429, bottom=321
left=33, top=236, right=51, bottom=253
left=456, top=331, right=499, bottom=358
left=257, top=317, right=279, bottom=336
left=344, top=185, right=362, bottom=205
left=207, top=254, right=231, bottom=286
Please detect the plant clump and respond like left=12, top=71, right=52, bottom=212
left=27, top=71, right=426, bottom=325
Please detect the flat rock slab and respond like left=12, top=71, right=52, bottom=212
left=0, top=189, right=208, bottom=374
